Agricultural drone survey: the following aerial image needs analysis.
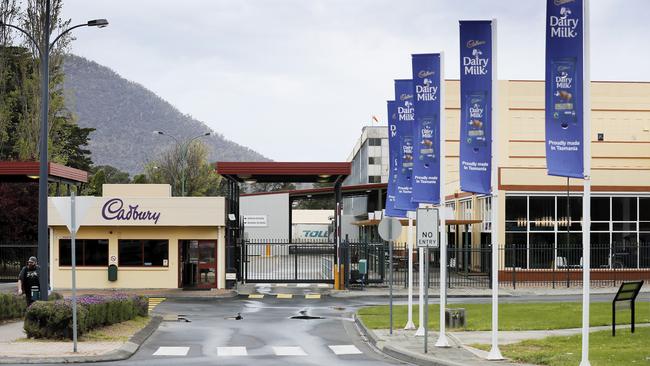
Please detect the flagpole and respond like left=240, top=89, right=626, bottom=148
left=435, top=51, right=449, bottom=348
left=580, top=0, right=591, bottom=365
left=487, top=18, right=503, bottom=361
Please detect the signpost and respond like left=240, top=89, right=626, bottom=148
left=416, top=208, right=439, bottom=353
left=378, top=217, right=402, bottom=335
left=52, top=193, right=92, bottom=353
left=612, top=281, right=644, bottom=336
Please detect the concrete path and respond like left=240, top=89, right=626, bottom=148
left=0, top=321, right=24, bottom=343
left=451, top=323, right=650, bottom=346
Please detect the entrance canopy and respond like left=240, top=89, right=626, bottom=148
left=215, top=162, right=350, bottom=183
left=0, top=161, right=88, bottom=184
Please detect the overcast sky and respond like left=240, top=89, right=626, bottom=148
left=62, top=0, right=650, bottom=162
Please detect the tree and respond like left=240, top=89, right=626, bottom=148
left=144, top=140, right=221, bottom=197
left=0, top=0, right=90, bottom=167
left=294, top=182, right=335, bottom=209
left=82, top=165, right=130, bottom=196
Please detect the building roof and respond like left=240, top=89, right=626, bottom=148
left=0, top=161, right=88, bottom=184
left=215, top=162, right=350, bottom=183
left=241, top=182, right=387, bottom=198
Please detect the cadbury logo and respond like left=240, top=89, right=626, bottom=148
left=466, top=40, right=486, bottom=48
left=418, top=70, right=434, bottom=78
left=101, top=198, right=161, bottom=224
left=554, top=0, right=574, bottom=5
left=400, top=93, right=413, bottom=101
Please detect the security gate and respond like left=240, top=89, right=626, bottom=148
left=242, top=240, right=336, bottom=283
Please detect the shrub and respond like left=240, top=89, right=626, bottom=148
left=24, top=294, right=148, bottom=339
left=0, top=293, right=26, bottom=321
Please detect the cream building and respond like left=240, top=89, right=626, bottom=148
left=441, top=80, right=650, bottom=279
left=48, top=184, right=227, bottom=289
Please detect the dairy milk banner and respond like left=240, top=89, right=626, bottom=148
left=411, top=54, right=441, bottom=204
left=545, top=0, right=584, bottom=178
left=459, top=21, right=493, bottom=194
left=385, top=100, right=407, bottom=218
left=394, top=79, right=419, bottom=211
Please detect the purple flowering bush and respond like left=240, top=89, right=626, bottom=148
left=24, top=294, right=148, bottom=339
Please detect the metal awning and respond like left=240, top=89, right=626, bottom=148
left=215, top=162, right=350, bottom=183
left=0, top=161, right=88, bottom=184
left=352, top=219, right=483, bottom=226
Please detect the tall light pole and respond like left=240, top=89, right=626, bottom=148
left=1, top=2, right=108, bottom=301
left=153, top=131, right=211, bottom=196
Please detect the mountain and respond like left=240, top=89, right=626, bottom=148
left=62, top=55, right=269, bottom=175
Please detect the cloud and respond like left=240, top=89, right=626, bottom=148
left=63, top=0, right=650, bottom=161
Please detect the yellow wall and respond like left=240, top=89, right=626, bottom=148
left=51, top=225, right=226, bottom=289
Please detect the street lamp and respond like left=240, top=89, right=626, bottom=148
left=1, top=2, right=108, bottom=301
left=153, top=130, right=211, bottom=196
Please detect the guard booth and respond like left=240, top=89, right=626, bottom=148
left=215, top=162, right=350, bottom=287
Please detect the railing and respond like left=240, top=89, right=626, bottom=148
left=0, top=243, right=37, bottom=282
left=502, top=243, right=650, bottom=288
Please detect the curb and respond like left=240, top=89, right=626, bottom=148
left=353, top=312, right=500, bottom=366
left=0, top=315, right=163, bottom=364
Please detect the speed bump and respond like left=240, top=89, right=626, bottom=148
left=305, top=294, right=321, bottom=299
left=248, top=294, right=264, bottom=299
left=277, top=293, right=293, bottom=299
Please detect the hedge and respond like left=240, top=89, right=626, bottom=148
left=0, top=292, right=64, bottom=321
left=24, top=294, right=148, bottom=339
left=0, top=293, right=26, bottom=321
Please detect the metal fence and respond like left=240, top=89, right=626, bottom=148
left=502, top=243, right=650, bottom=288
left=342, top=241, right=650, bottom=289
left=0, top=244, right=37, bottom=282
left=242, top=239, right=336, bottom=283
left=237, top=238, right=650, bottom=288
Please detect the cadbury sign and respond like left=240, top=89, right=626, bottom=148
left=101, top=198, right=161, bottom=224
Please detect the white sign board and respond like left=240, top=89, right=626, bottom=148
left=244, top=215, right=268, bottom=227
left=416, top=208, right=439, bottom=248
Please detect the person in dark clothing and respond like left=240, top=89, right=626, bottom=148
left=17, top=256, right=41, bottom=306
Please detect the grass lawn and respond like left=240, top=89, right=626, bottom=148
left=357, top=302, right=650, bottom=331
left=472, top=327, right=650, bottom=366
left=82, top=316, right=150, bottom=342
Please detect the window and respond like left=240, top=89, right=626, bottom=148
left=368, top=157, right=381, bottom=165
left=368, top=175, right=382, bottom=183
left=59, top=239, right=108, bottom=266
left=118, top=240, right=168, bottom=266
left=612, top=197, right=637, bottom=221
left=529, top=197, right=555, bottom=231
left=505, top=196, right=527, bottom=232
left=557, top=196, right=582, bottom=231
left=368, top=138, right=382, bottom=146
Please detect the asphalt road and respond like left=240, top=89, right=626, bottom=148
left=102, top=295, right=407, bottom=366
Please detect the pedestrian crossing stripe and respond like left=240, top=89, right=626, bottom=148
left=305, top=293, right=321, bottom=299
left=153, top=345, right=364, bottom=357
left=276, top=293, right=293, bottom=299
left=248, top=294, right=264, bottom=299
left=148, top=297, right=165, bottom=311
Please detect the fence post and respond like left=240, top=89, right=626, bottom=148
left=294, top=245, right=298, bottom=282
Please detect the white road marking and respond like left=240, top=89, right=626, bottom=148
left=152, top=346, right=190, bottom=356
left=317, top=284, right=330, bottom=288
left=272, top=346, right=307, bottom=356
left=255, top=283, right=271, bottom=287
left=328, top=345, right=363, bottom=355
left=274, top=283, right=288, bottom=287
left=296, top=283, right=310, bottom=287
left=217, top=346, right=248, bottom=356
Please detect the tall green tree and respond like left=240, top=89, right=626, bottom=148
left=144, top=140, right=221, bottom=197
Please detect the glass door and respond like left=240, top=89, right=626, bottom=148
left=197, top=241, right=217, bottom=288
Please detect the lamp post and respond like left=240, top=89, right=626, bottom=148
left=1, top=1, right=108, bottom=301
left=153, top=131, right=211, bottom=196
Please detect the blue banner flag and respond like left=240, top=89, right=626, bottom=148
left=545, top=0, right=584, bottom=178
left=386, top=100, right=407, bottom=218
left=459, top=21, right=493, bottom=194
left=394, top=79, right=419, bottom=211
left=411, top=54, right=441, bottom=204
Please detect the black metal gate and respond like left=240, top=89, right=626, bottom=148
left=0, top=244, right=37, bottom=282
left=242, top=240, right=336, bottom=283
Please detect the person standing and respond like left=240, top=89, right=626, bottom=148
left=17, top=256, right=41, bottom=306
